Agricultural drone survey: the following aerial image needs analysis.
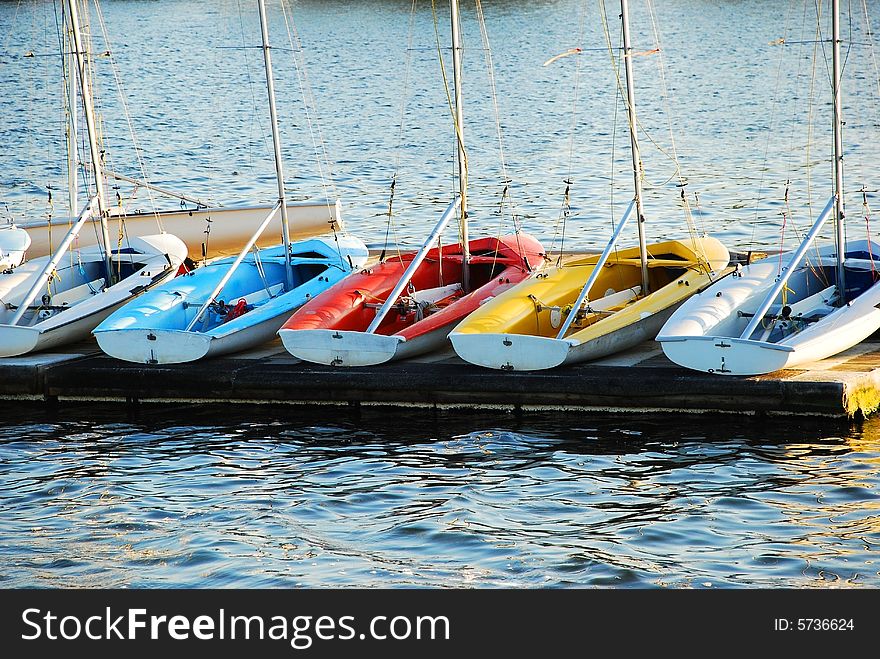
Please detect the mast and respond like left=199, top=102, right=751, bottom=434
left=65, top=0, right=113, bottom=281
left=450, top=0, right=470, bottom=293
left=65, top=6, right=78, bottom=219
left=258, top=0, right=294, bottom=291
left=831, top=0, right=846, bottom=301
left=620, top=0, right=649, bottom=295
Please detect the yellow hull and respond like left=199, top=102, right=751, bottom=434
left=450, top=236, right=730, bottom=369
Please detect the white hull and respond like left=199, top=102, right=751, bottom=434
left=95, top=310, right=287, bottom=364
left=660, top=287, right=880, bottom=375
left=280, top=329, right=405, bottom=367
left=279, top=321, right=452, bottom=367
left=658, top=243, right=880, bottom=375
left=0, top=233, right=187, bottom=358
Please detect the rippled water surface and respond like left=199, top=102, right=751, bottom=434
left=3, top=0, right=880, bottom=252
left=1, top=405, right=879, bottom=588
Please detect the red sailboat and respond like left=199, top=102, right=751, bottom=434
left=279, top=0, right=546, bottom=366
left=279, top=226, right=545, bottom=366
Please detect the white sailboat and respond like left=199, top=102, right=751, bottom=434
left=448, top=0, right=728, bottom=371
left=0, top=0, right=187, bottom=358
left=656, top=0, right=880, bottom=376
left=92, top=0, right=368, bottom=364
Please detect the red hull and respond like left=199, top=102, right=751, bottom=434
left=281, top=234, right=545, bottom=343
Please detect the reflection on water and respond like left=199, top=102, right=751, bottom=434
left=1, top=404, right=877, bottom=588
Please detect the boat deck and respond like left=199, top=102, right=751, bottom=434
left=2, top=336, right=880, bottom=417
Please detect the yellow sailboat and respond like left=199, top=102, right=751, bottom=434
left=449, top=0, right=729, bottom=371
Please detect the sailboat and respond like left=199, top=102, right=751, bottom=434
left=656, top=0, right=880, bottom=376
left=448, top=0, right=729, bottom=371
left=92, top=0, right=368, bottom=365
left=278, top=0, right=546, bottom=367
left=0, top=0, right=187, bottom=358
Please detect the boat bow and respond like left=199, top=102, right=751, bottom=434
left=449, top=332, right=575, bottom=371
left=279, top=329, right=405, bottom=367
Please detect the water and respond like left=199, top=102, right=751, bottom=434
left=3, top=0, right=880, bottom=252
left=2, top=1, right=880, bottom=589
left=1, top=405, right=879, bottom=588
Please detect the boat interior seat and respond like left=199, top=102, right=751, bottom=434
left=410, top=283, right=462, bottom=305
left=49, top=277, right=106, bottom=306
left=239, top=282, right=285, bottom=307
left=843, top=258, right=879, bottom=270
left=604, top=257, right=698, bottom=268
left=585, top=286, right=641, bottom=313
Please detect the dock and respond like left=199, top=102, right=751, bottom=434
left=2, top=337, right=880, bottom=418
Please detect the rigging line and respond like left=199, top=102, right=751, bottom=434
left=862, top=187, right=876, bottom=275
left=859, top=0, right=880, bottom=106
left=548, top=0, right=589, bottom=260
left=806, top=0, right=821, bottom=250
left=780, top=0, right=813, bottom=196
left=279, top=2, right=345, bottom=263
left=51, top=0, right=75, bottom=222
left=280, top=1, right=339, bottom=211
left=475, top=0, right=527, bottom=265
left=91, top=0, right=164, bottom=233
left=644, top=0, right=704, bottom=247
left=599, top=0, right=679, bottom=191
left=431, top=0, right=467, bottom=246
left=809, top=0, right=848, bottom=257
left=609, top=17, right=622, bottom=273
left=380, top=0, right=418, bottom=264
left=599, top=0, right=629, bottom=282
left=750, top=0, right=800, bottom=249
left=0, top=1, right=25, bottom=56
left=431, top=0, right=468, bottom=243
left=236, top=0, right=272, bottom=177
left=24, top=1, right=42, bottom=230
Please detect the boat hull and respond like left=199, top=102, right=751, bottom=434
left=0, top=233, right=187, bottom=358
left=22, top=200, right=345, bottom=261
left=93, top=235, right=369, bottom=363
left=280, top=234, right=547, bottom=366
left=657, top=241, right=880, bottom=375
left=450, top=236, right=730, bottom=370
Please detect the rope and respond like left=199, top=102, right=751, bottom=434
left=279, top=0, right=344, bottom=258
left=233, top=0, right=270, bottom=176
left=379, top=176, right=397, bottom=263
left=280, top=1, right=337, bottom=204
left=598, top=0, right=681, bottom=188
left=379, top=0, right=418, bottom=264
left=862, top=186, right=877, bottom=276
left=556, top=179, right=573, bottom=267
left=474, top=0, right=528, bottom=268
left=91, top=0, right=164, bottom=233
left=548, top=0, right=588, bottom=259
left=860, top=0, right=880, bottom=106
left=431, top=0, right=468, bottom=247
left=644, top=0, right=705, bottom=243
